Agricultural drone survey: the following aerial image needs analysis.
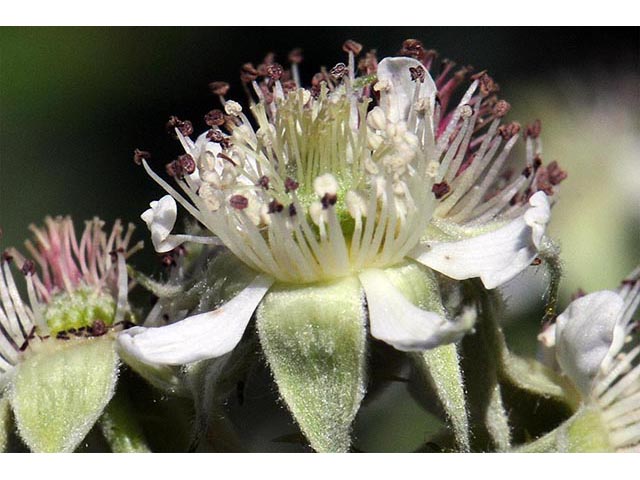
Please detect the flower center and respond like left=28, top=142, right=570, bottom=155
left=43, top=286, right=116, bottom=335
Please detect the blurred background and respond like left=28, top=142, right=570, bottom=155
left=1, top=27, right=638, bottom=451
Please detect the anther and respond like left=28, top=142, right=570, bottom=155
left=257, top=176, right=270, bottom=189
left=205, top=109, right=226, bottom=127
left=165, top=160, right=182, bottom=178
left=240, top=63, right=259, bottom=83
left=284, top=177, right=299, bottom=193
left=472, top=72, right=499, bottom=96
left=330, top=63, right=347, bottom=79
left=268, top=200, right=284, bottom=214
left=288, top=204, right=297, bottom=217
left=161, top=253, right=176, bottom=267
left=266, top=63, right=284, bottom=81
left=2, top=251, right=13, bottom=263
left=288, top=48, right=303, bottom=64
left=498, top=122, right=521, bottom=140
left=229, top=195, right=249, bottom=210
left=547, top=161, right=567, bottom=185
left=400, top=39, right=427, bottom=62
left=522, top=166, right=533, bottom=178
left=321, top=193, right=338, bottom=209
left=207, top=129, right=225, bottom=143
left=21, top=259, right=36, bottom=276
left=493, top=100, right=511, bottom=118
left=431, top=182, right=451, bottom=200
left=209, top=81, right=230, bottom=96
left=133, top=148, right=151, bottom=165
left=531, top=257, right=542, bottom=266
left=409, top=65, right=426, bottom=83
left=166, top=116, right=193, bottom=137
left=91, top=319, right=107, bottom=337
left=178, top=154, right=196, bottom=175
left=525, top=119, right=542, bottom=139
left=342, top=40, right=363, bottom=55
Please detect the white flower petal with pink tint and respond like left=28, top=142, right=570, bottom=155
left=117, top=275, right=274, bottom=365
left=359, top=269, right=474, bottom=351
left=410, top=192, right=551, bottom=289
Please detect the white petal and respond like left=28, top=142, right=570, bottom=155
left=358, top=269, right=473, bottom=351
left=118, top=275, right=274, bottom=365
left=555, top=290, right=625, bottom=395
left=140, top=195, right=178, bottom=252
left=411, top=192, right=551, bottom=289
left=376, top=57, right=437, bottom=123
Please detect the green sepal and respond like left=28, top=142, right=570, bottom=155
left=9, top=336, right=119, bottom=452
left=99, top=387, right=151, bottom=452
left=256, top=276, right=367, bottom=453
left=0, top=395, right=11, bottom=452
left=516, top=406, right=613, bottom=452
left=382, top=261, right=471, bottom=452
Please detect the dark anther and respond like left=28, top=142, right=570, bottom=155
left=288, top=48, right=303, bottom=64
left=240, top=63, right=259, bottom=83
left=161, top=253, right=176, bottom=267
left=321, top=193, right=338, bottom=209
left=399, top=39, right=426, bottom=61
left=493, top=100, right=511, bottom=118
left=342, top=40, right=363, bottom=55
left=288, top=204, right=297, bottom=217
left=409, top=65, right=426, bottom=83
left=531, top=257, right=543, bottom=266
left=522, top=166, right=533, bottom=178
left=165, top=160, right=183, bottom=178
left=268, top=200, right=284, bottom=214
left=525, top=119, right=542, bottom=139
left=209, top=81, right=230, bottom=96
left=109, top=247, right=124, bottom=262
left=205, top=109, right=226, bottom=127
left=533, top=155, right=543, bottom=169
left=207, top=129, right=224, bottom=142
left=91, top=319, right=107, bottom=337
left=2, top=251, right=14, bottom=263
left=229, top=195, right=249, bottom=210
left=475, top=72, right=499, bottom=97
left=133, top=148, right=151, bottom=165
left=178, top=154, right=196, bottom=175
left=431, top=182, right=451, bottom=200
left=257, top=176, right=270, bottom=189
left=266, top=63, right=284, bottom=81
left=21, top=259, right=36, bottom=276
left=284, top=177, right=299, bottom=193
left=547, top=161, right=567, bottom=185
left=498, top=122, right=521, bottom=140
left=330, top=63, right=347, bottom=79
left=166, top=116, right=193, bottom=137
left=56, top=332, right=70, bottom=340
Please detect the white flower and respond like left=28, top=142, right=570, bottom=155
left=544, top=268, right=640, bottom=450
left=122, top=47, right=561, bottom=365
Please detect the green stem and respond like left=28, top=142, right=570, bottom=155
left=99, top=388, right=151, bottom=453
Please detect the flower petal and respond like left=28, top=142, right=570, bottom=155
left=117, top=275, right=274, bottom=365
left=411, top=191, right=551, bottom=289
left=359, top=268, right=474, bottom=351
left=140, top=195, right=179, bottom=253
left=555, top=290, right=625, bottom=395
left=376, top=57, right=437, bottom=123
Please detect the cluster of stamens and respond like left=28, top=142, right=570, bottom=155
left=140, top=39, right=566, bottom=284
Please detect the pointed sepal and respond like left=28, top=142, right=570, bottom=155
left=256, top=277, right=367, bottom=452
left=8, top=336, right=119, bottom=452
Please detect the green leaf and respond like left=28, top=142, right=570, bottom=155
left=1, top=395, right=11, bottom=452
left=9, top=336, right=119, bottom=452
left=256, top=276, right=367, bottom=453
left=382, top=261, right=470, bottom=452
